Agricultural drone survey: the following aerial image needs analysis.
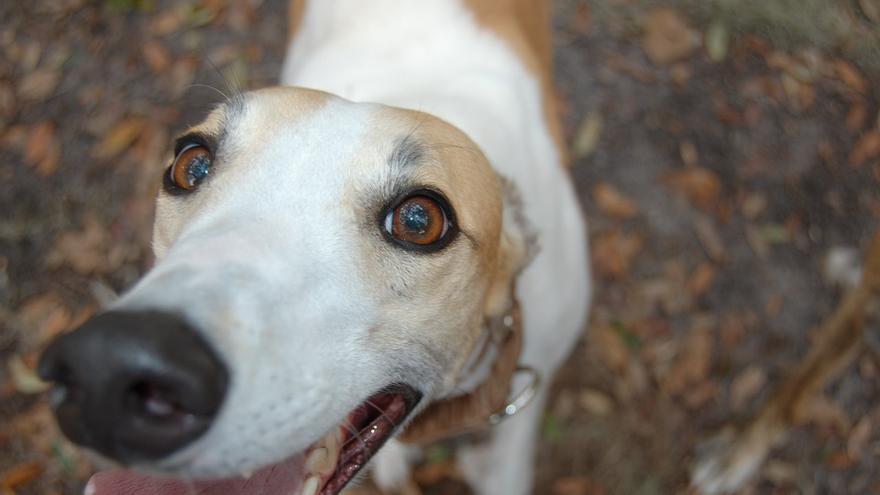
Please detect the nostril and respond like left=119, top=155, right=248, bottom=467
left=125, top=381, right=190, bottom=422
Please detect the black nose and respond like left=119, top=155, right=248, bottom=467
left=37, top=310, right=228, bottom=463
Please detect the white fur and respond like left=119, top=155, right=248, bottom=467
left=283, top=1, right=590, bottom=493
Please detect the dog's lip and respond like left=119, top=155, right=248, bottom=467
left=319, top=383, right=421, bottom=495
left=84, top=384, right=422, bottom=495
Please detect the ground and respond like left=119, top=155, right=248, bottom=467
left=1, top=1, right=879, bottom=494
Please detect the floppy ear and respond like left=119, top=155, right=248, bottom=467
left=484, top=179, right=537, bottom=320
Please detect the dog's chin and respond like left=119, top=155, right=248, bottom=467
left=85, top=384, right=422, bottom=495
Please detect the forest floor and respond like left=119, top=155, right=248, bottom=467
left=1, top=1, right=879, bottom=494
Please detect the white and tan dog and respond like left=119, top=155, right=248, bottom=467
left=38, top=1, right=590, bottom=494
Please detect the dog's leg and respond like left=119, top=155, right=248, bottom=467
left=458, top=387, right=549, bottom=495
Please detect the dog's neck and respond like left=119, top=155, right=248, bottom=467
left=280, top=0, right=557, bottom=187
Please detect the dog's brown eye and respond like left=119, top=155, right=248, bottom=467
left=169, top=144, right=212, bottom=191
left=385, top=195, right=450, bottom=246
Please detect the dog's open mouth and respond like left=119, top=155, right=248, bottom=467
left=85, top=384, right=421, bottom=495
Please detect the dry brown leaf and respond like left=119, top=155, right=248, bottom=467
left=592, top=182, right=638, bottom=219
left=687, top=262, right=716, bottom=298
left=92, top=118, right=144, bottom=160
left=833, top=60, right=869, bottom=95
left=679, top=140, right=699, bottom=168
left=592, top=230, right=643, bottom=280
left=23, top=121, right=60, bottom=176
left=17, top=68, right=61, bottom=101
left=846, top=102, right=869, bottom=133
left=849, top=131, right=880, bottom=167
left=143, top=41, right=171, bottom=73
left=663, top=167, right=721, bottom=210
left=694, top=215, right=727, bottom=262
left=9, top=354, right=50, bottom=394
left=860, top=0, right=880, bottom=22
left=579, top=389, right=614, bottom=417
left=571, top=3, right=592, bottom=36
left=23, top=121, right=54, bottom=164
left=729, top=365, right=766, bottom=410
left=1, top=461, right=43, bottom=491
left=44, top=215, right=109, bottom=275
left=15, top=292, right=71, bottom=352
left=553, top=476, right=605, bottom=495
left=0, top=82, right=14, bottom=121
left=572, top=112, right=603, bottom=159
left=151, top=10, right=185, bottom=36
left=795, top=394, right=850, bottom=432
left=168, top=57, right=199, bottom=98
left=663, top=324, right=713, bottom=395
left=847, top=416, right=872, bottom=458
left=642, top=8, right=699, bottom=65
left=592, top=325, right=630, bottom=372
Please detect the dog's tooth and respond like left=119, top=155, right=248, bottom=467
left=306, top=447, right=334, bottom=475
left=301, top=476, right=320, bottom=495
left=324, top=430, right=340, bottom=463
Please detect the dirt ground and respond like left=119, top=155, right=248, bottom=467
left=1, top=1, right=879, bottom=494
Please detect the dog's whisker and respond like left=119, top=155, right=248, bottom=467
left=187, top=83, right=232, bottom=104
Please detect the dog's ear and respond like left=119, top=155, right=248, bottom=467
left=484, top=179, right=536, bottom=320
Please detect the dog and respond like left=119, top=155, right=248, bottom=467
left=37, top=1, right=591, bottom=494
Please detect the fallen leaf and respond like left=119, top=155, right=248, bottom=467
left=679, top=140, right=699, bottom=168
left=705, top=19, right=728, bottom=62
left=23, top=121, right=60, bottom=176
left=592, top=182, right=638, bottom=219
left=553, top=476, right=605, bottom=495
left=150, top=9, right=185, bottom=36
left=8, top=354, right=50, bottom=394
left=571, top=3, right=592, bottom=36
left=579, top=389, right=614, bottom=417
left=694, top=215, right=727, bottom=262
left=592, top=325, right=630, bottom=372
left=44, top=215, right=109, bottom=274
left=0, top=82, right=14, bottom=122
left=663, top=167, right=721, bottom=210
left=1, top=461, right=43, bottom=491
left=92, top=117, right=144, bottom=160
left=592, top=230, right=643, bottom=280
left=642, top=8, right=699, bottom=65
left=764, top=460, right=798, bottom=486
left=846, top=102, right=869, bottom=132
left=849, top=131, right=880, bottom=167
left=17, top=68, right=61, bottom=101
left=168, top=57, right=198, bottom=98
left=23, top=122, right=54, bottom=164
left=847, top=416, right=872, bottom=458
left=143, top=41, right=171, bottom=73
left=662, top=323, right=713, bottom=395
left=572, top=111, right=603, bottom=159
left=833, top=60, right=868, bottom=95
left=795, top=394, right=850, bottom=433
left=687, top=262, right=716, bottom=298
left=15, top=292, right=71, bottom=352
left=860, top=0, right=880, bottom=23
left=729, top=365, right=766, bottom=410
left=826, top=451, right=856, bottom=470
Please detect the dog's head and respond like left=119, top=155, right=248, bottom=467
left=39, top=87, right=532, bottom=495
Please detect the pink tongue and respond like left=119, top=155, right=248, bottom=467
left=87, top=455, right=305, bottom=495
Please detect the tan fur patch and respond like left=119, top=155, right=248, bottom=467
left=462, top=0, right=567, bottom=164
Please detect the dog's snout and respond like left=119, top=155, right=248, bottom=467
left=37, top=310, right=228, bottom=463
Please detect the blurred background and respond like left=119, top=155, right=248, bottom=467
left=1, top=0, right=879, bottom=493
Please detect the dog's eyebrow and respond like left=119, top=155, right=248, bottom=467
left=388, top=135, right=427, bottom=173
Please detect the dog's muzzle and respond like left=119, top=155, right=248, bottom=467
left=37, top=310, right=229, bottom=463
